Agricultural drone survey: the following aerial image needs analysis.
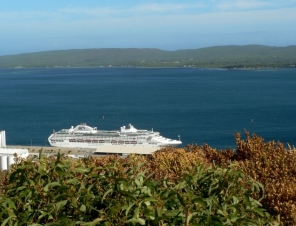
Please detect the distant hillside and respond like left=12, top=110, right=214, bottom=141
left=0, top=45, right=296, bottom=68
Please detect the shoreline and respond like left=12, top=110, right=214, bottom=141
left=4, top=66, right=296, bottom=70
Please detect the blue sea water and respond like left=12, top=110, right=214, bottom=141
left=0, top=67, right=296, bottom=149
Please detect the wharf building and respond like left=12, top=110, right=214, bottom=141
left=0, top=130, right=29, bottom=170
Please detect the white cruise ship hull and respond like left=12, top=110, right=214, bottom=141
left=48, top=123, right=182, bottom=154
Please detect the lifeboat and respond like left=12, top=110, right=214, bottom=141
left=92, top=140, right=98, bottom=143
left=118, top=140, right=124, bottom=144
left=131, top=141, right=137, bottom=144
left=99, top=140, right=105, bottom=143
left=85, top=139, right=91, bottom=143
left=111, top=140, right=117, bottom=144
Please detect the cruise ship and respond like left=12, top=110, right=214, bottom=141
left=48, top=123, right=182, bottom=151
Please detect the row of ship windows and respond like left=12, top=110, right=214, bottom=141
left=51, top=140, right=139, bottom=143
left=69, top=139, right=139, bottom=144
left=53, top=136, right=147, bottom=139
left=50, top=139, right=158, bottom=145
left=51, top=140, right=63, bottom=143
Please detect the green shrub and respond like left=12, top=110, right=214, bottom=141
left=0, top=152, right=276, bottom=225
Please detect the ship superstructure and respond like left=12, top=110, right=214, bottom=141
left=48, top=123, right=182, bottom=151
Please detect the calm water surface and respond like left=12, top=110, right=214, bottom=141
left=0, top=67, right=295, bottom=149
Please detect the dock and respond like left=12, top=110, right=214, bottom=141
left=6, top=145, right=93, bottom=156
left=6, top=145, right=162, bottom=157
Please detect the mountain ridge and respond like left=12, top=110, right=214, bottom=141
left=1, top=45, right=296, bottom=68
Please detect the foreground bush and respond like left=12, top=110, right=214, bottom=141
left=0, top=152, right=275, bottom=225
left=198, top=131, right=296, bottom=225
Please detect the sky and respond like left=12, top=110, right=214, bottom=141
left=1, top=0, right=296, bottom=56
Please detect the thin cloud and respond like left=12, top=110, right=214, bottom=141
left=58, top=6, right=115, bottom=16
left=1, top=1, right=294, bottom=22
left=217, top=1, right=270, bottom=11
left=1, top=1, right=295, bottom=41
left=130, top=3, right=206, bottom=13
left=58, top=3, right=206, bottom=17
left=1, top=5, right=296, bottom=33
left=0, top=11, right=50, bottom=20
left=214, top=0, right=293, bottom=11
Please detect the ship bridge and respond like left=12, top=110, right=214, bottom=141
left=69, top=123, right=97, bottom=134
left=120, top=124, right=138, bottom=133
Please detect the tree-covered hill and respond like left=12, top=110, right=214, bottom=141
left=0, top=45, right=296, bottom=68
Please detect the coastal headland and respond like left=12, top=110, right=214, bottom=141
left=1, top=45, right=295, bottom=69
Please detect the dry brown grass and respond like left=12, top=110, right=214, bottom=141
left=199, top=131, right=296, bottom=225
left=233, top=132, right=296, bottom=225
left=0, top=170, right=8, bottom=194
